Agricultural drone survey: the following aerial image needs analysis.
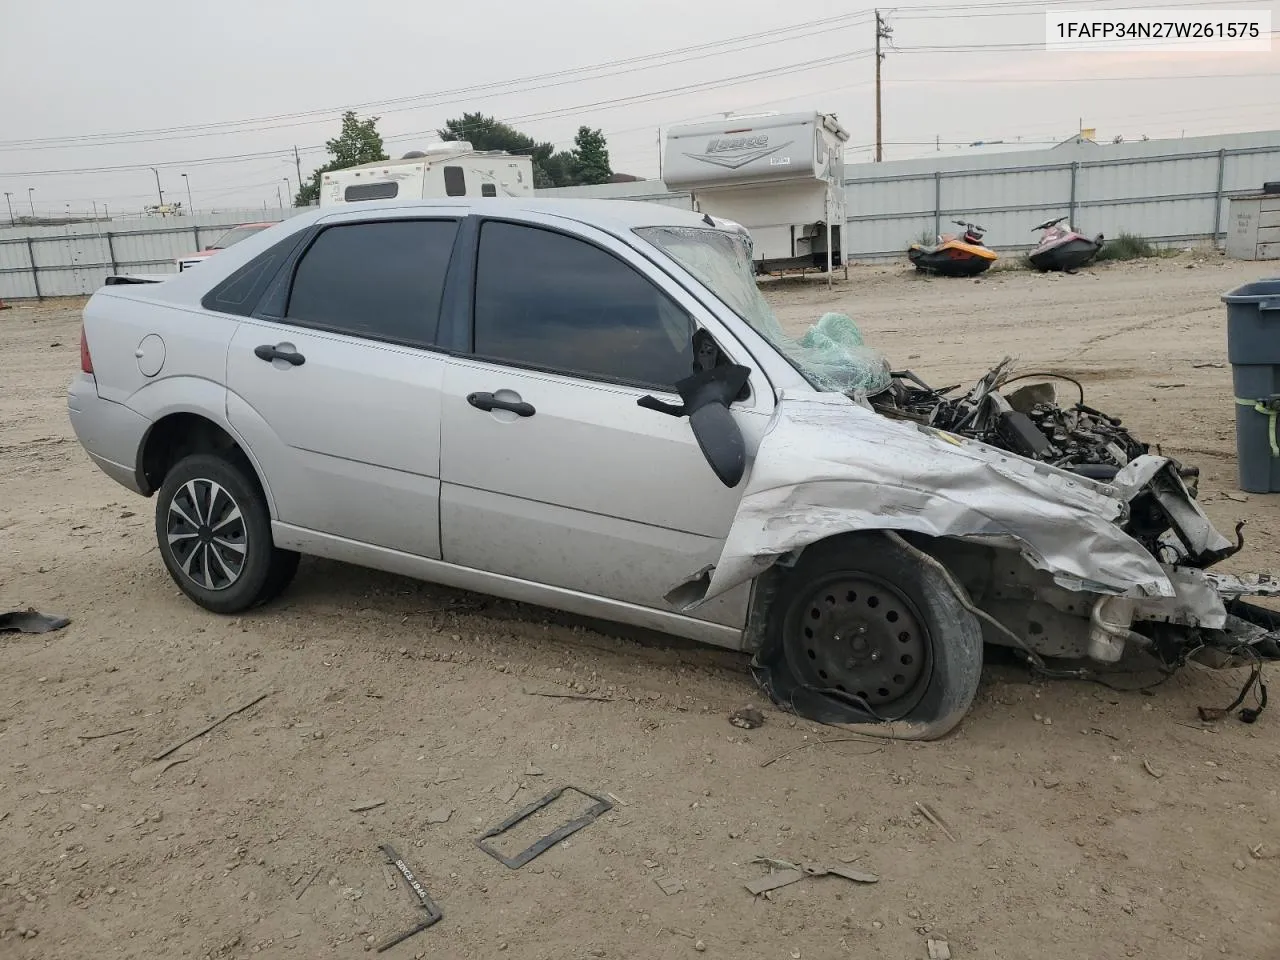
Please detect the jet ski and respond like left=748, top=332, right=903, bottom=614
left=1027, top=216, right=1104, bottom=272
left=908, top=220, right=997, bottom=277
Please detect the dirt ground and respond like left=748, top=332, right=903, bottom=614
left=3, top=253, right=1280, bottom=960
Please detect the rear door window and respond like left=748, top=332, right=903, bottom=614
left=284, top=219, right=458, bottom=346
left=471, top=221, right=695, bottom=390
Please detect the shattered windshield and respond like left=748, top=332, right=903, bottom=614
left=635, top=225, right=891, bottom=397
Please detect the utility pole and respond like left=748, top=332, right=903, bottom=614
left=283, top=177, right=292, bottom=208
left=293, top=146, right=304, bottom=202
left=3, top=192, right=13, bottom=225
left=657, top=128, right=663, bottom=181
left=93, top=201, right=99, bottom=221
left=276, top=184, right=283, bottom=209
left=27, top=187, right=35, bottom=218
left=182, top=173, right=194, bottom=215
left=874, top=10, right=892, bottom=162
left=149, top=167, right=164, bottom=207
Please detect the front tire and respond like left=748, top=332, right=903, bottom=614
left=155, top=453, right=296, bottom=614
left=758, top=532, right=984, bottom=740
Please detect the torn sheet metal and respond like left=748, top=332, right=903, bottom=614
left=669, top=391, right=1178, bottom=610
left=1207, top=572, right=1280, bottom=599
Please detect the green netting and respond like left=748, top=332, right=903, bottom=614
left=634, top=225, right=892, bottom=398
left=757, top=310, right=893, bottom=398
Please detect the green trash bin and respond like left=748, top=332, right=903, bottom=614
left=1221, top=279, right=1280, bottom=493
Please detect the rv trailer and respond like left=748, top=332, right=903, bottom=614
left=320, top=142, right=534, bottom=207
left=662, top=112, right=850, bottom=280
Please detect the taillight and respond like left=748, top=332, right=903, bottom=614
left=80, top=326, right=94, bottom=374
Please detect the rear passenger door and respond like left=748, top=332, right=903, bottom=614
left=225, top=214, right=460, bottom=559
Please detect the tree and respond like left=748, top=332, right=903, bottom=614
left=437, top=113, right=552, bottom=164
left=295, top=111, right=388, bottom=206
left=436, top=113, right=614, bottom=189
left=572, top=126, right=612, bottom=185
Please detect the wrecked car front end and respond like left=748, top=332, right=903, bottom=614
left=640, top=223, right=1277, bottom=736
left=670, top=387, right=1278, bottom=733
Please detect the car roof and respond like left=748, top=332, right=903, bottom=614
left=308, top=197, right=716, bottom=233
left=108, top=199, right=727, bottom=307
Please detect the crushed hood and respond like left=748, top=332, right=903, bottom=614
left=669, top=391, right=1179, bottom=610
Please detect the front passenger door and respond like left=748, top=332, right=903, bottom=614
left=438, top=218, right=768, bottom=628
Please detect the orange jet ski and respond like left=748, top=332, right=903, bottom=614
left=908, top=220, right=998, bottom=277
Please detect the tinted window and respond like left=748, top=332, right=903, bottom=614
left=481, top=182, right=497, bottom=197
left=473, top=221, right=695, bottom=389
left=444, top=166, right=466, bottom=197
left=202, top=231, right=310, bottom=317
left=344, top=181, right=399, bottom=202
left=286, top=220, right=458, bottom=344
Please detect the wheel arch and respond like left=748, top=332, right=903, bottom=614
left=135, top=409, right=277, bottom=518
left=743, top=529, right=1001, bottom=654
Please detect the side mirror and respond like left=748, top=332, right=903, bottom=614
left=639, top=364, right=751, bottom=488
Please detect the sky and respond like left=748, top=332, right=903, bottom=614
left=2, top=0, right=1278, bottom=219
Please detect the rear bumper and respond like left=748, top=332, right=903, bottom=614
left=67, top=373, right=150, bottom=495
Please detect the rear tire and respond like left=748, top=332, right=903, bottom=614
left=154, top=453, right=297, bottom=614
left=761, top=532, right=984, bottom=740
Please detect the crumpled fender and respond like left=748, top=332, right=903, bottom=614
left=668, top=391, right=1177, bottom=610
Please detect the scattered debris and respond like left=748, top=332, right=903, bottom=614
left=522, top=686, right=613, bottom=702
left=294, top=866, right=323, bottom=901
left=1192, top=361, right=1226, bottom=369
left=476, top=785, right=614, bottom=869
left=1040, top=775, right=1061, bottom=789
left=745, top=869, right=805, bottom=895
left=914, top=802, right=958, bottom=842
left=375, top=844, right=442, bottom=953
left=128, top=756, right=190, bottom=784
left=1143, top=759, right=1164, bottom=779
left=801, top=863, right=880, bottom=884
left=350, top=799, right=386, bottom=813
left=425, top=806, right=453, bottom=825
left=760, top=735, right=883, bottom=768
left=729, top=706, right=765, bottom=729
left=76, top=727, right=135, bottom=741
left=1153, top=383, right=1186, bottom=389
left=152, top=691, right=270, bottom=761
left=695, top=939, right=707, bottom=952
left=526, top=762, right=544, bottom=777
left=495, top=782, right=520, bottom=803
left=752, top=856, right=799, bottom=871
left=0, top=608, right=70, bottom=634
left=928, top=938, right=953, bottom=960
left=655, top=876, right=685, bottom=896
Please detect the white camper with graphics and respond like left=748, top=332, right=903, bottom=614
left=662, top=112, right=850, bottom=277
left=320, top=143, right=534, bottom=207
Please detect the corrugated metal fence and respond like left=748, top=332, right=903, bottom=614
left=0, top=209, right=295, bottom=299
left=3, top=130, right=1279, bottom=299
left=544, top=128, right=1280, bottom=260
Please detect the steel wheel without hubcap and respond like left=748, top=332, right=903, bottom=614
left=166, top=478, right=247, bottom=591
left=783, top=573, right=934, bottom=717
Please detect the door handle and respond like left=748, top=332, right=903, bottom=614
left=467, top=392, right=535, bottom=417
left=254, top=344, right=306, bottom=366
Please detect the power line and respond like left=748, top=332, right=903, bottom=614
left=0, top=11, right=877, bottom=153
left=0, top=49, right=878, bottom=178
